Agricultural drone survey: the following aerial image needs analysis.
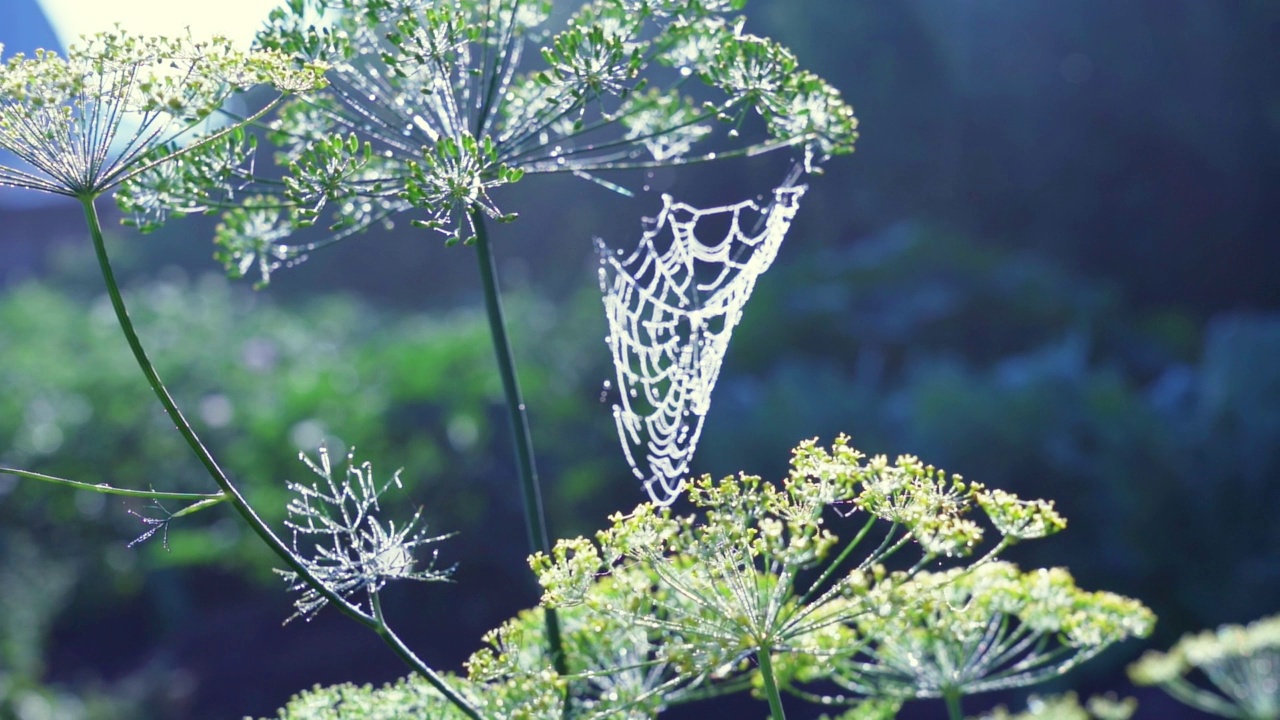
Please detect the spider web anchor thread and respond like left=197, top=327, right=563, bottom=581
left=597, top=181, right=807, bottom=506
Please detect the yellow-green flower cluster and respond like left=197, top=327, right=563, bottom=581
left=1129, top=612, right=1280, bottom=719
left=972, top=692, right=1137, bottom=720
left=0, top=29, right=324, bottom=198
left=529, top=436, right=1085, bottom=710
left=836, top=562, right=1154, bottom=699
left=211, top=0, right=858, bottom=282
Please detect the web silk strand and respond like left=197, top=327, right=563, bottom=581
left=597, top=181, right=806, bottom=505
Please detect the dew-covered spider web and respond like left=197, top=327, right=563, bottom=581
left=597, top=175, right=807, bottom=505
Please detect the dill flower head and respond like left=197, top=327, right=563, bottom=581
left=1129, top=612, right=1280, bottom=719
left=835, top=562, right=1154, bottom=701
left=208, top=0, right=859, bottom=284
left=974, top=692, right=1138, bottom=720
left=468, top=603, right=681, bottom=719
left=530, top=436, right=1074, bottom=704
left=0, top=29, right=324, bottom=199
left=276, top=445, right=453, bottom=622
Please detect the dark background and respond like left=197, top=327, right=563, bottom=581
left=1, top=1, right=1277, bottom=718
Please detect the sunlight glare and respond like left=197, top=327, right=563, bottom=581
left=37, top=0, right=279, bottom=49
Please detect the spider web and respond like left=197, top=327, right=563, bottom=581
left=597, top=177, right=807, bottom=505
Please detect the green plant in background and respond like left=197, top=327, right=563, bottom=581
left=1129, top=613, right=1280, bottom=719
left=0, top=535, right=140, bottom=720
left=115, top=0, right=857, bottom=691
left=829, top=562, right=1151, bottom=718
left=969, top=693, right=1137, bottom=720
left=524, top=437, right=1151, bottom=719
left=704, top=224, right=1280, bottom=669
left=0, top=2, right=1169, bottom=719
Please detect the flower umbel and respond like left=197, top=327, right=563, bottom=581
left=833, top=562, right=1154, bottom=702
left=277, top=445, right=453, bottom=622
left=0, top=30, right=324, bottom=199
left=973, top=692, right=1138, bottom=720
left=1129, top=612, right=1280, bottom=720
left=530, top=436, right=1071, bottom=709
left=204, top=0, right=858, bottom=283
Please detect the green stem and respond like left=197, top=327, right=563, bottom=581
left=757, top=647, right=787, bottom=720
left=372, top=593, right=481, bottom=718
left=81, top=196, right=482, bottom=720
left=1161, top=677, right=1247, bottom=718
left=470, top=209, right=568, bottom=677
left=944, top=688, right=964, bottom=720
left=0, top=466, right=225, bottom=502
left=799, top=514, right=878, bottom=606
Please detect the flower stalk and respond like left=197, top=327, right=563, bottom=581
left=758, top=646, right=788, bottom=720
left=0, top=466, right=226, bottom=503
left=472, top=208, right=568, bottom=677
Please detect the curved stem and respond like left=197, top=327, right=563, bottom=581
left=0, top=466, right=225, bottom=502
left=758, top=647, right=787, bottom=720
left=372, top=593, right=483, bottom=719
left=799, top=514, right=878, bottom=606
left=81, top=196, right=482, bottom=719
left=470, top=209, right=567, bottom=677
left=1161, top=677, right=1246, bottom=719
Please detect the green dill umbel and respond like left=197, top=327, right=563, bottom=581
left=117, top=0, right=859, bottom=692
left=0, top=30, right=322, bottom=198
left=524, top=437, right=1152, bottom=719
left=1, top=3, right=1169, bottom=720
left=1130, top=613, right=1280, bottom=719
left=125, top=0, right=858, bottom=284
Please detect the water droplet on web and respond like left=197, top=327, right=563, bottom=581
left=599, top=183, right=807, bottom=505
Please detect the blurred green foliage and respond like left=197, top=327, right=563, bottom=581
left=0, top=268, right=622, bottom=715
